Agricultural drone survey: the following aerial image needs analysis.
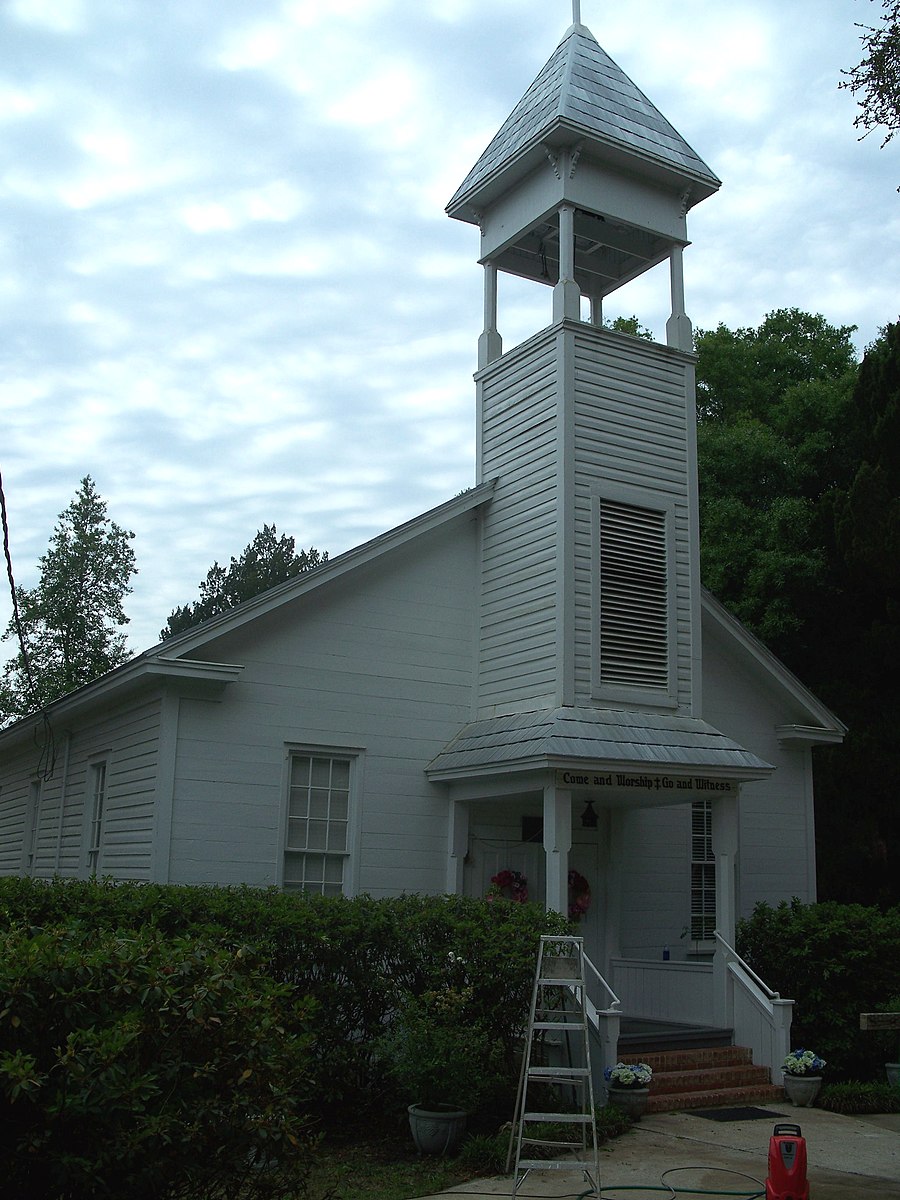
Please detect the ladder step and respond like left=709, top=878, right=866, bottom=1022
left=533, top=1021, right=583, bottom=1030
left=523, top=1112, right=592, bottom=1123
left=517, top=1158, right=597, bottom=1171
left=528, top=1066, right=589, bottom=1078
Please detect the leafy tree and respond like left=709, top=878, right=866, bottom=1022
left=841, top=0, right=900, bottom=149
left=695, top=310, right=858, bottom=650
left=0, top=477, right=136, bottom=724
left=604, top=314, right=654, bottom=340
left=811, top=322, right=900, bottom=904
left=161, top=524, right=327, bottom=639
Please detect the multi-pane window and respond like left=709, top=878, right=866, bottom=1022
left=284, top=754, right=351, bottom=896
left=598, top=497, right=670, bottom=692
left=690, top=798, right=716, bottom=941
left=87, top=761, right=107, bottom=874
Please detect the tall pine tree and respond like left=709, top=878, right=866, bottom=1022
left=1, top=477, right=137, bottom=724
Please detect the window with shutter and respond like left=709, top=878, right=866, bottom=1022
left=596, top=496, right=673, bottom=697
left=690, top=798, right=716, bottom=941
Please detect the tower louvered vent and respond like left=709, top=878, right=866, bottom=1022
left=599, top=499, right=669, bottom=689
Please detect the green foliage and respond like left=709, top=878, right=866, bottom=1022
left=840, top=0, right=900, bottom=150
left=0, top=476, right=136, bottom=724
left=161, top=524, right=327, bottom=639
left=735, top=899, right=900, bottom=1080
left=0, top=878, right=570, bottom=1119
left=604, top=314, right=654, bottom=340
left=0, top=921, right=317, bottom=1200
left=819, top=1081, right=900, bottom=1115
left=377, top=982, right=505, bottom=1110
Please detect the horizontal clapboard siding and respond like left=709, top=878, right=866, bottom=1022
left=572, top=328, right=694, bottom=707
left=168, top=524, right=479, bottom=896
left=478, top=330, right=559, bottom=712
left=0, top=697, right=162, bottom=879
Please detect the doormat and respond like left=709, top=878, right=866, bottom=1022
left=691, top=1106, right=786, bottom=1122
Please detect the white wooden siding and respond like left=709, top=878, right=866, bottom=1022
left=167, top=522, right=479, bottom=897
left=572, top=328, right=694, bottom=708
left=0, top=697, right=162, bottom=879
left=478, top=330, right=559, bottom=712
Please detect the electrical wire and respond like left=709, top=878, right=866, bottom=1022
left=0, top=466, right=57, bottom=777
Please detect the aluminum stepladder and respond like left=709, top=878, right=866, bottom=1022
left=508, top=935, right=600, bottom=1198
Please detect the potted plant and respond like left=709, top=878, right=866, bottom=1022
left=378, top=984, right=503, bottom=1155
left=781, top=1048, right=826, bottom=1107
left=603, top=1061, right=653, bottom=1120
left=878, top=995, right=900, bottom=1087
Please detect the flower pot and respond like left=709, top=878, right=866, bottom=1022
left=886, top=1063, right=900, bottom=1088
left=407, top=1103, right=467, bottom=1155
left=606, top=1086, right=650, bottom=1120
left=782, top=1074, right=822, bottom=1107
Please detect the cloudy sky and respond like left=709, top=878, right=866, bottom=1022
left=1, top=0, right=897, bottom=659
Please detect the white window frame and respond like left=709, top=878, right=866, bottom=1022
left=280, top=747, right=361, bottom=897
left=591, top=486, right=677, bottom=707
left=87, top=760, right=108, bottom=875
left=23, top=779, right=41, bottom=874
left=690, top=797, right=716, bottom=944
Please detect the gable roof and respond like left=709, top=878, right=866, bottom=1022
left=700, top=588, right=846, bottom=744
left=426, top=704, right=772, bottom=782
left=0, top=483, right=495, bottom=749
left=447, top=22, right=720, bottom=220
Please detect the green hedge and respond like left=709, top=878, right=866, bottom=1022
left=0, top=878, right=570, bottom=1115
left=0, top=921, right=316, bottom=1199
left=736, top=899, right=900, bottom=1080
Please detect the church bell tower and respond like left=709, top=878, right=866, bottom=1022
left=447, top=12, right=720, bottom=721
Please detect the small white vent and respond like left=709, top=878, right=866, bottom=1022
left=598, top=498, right=669, bottom=689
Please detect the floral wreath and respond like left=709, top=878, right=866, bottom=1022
left=486, top=869, right=528, bottom=903
left=568, top=869, right=591, bottom=920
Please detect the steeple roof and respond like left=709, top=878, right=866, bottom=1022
left=447, top=23, right=720, bottom=221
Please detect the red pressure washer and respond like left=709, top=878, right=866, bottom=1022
left=765, top=1122, right=809, bottom=1200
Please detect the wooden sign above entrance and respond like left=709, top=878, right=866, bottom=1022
left=555, top=770, right=735, bottom=795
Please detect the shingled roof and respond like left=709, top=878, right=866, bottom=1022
left=426, top=706, right=772, bottom=781
left=447, top=22, right=720, bottom=217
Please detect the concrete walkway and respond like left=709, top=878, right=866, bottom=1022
left=412, top=1104, right=900, bottom=1199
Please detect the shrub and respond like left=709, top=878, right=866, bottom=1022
left=735, top=898, right=900, bottom=1080
left=819, top=1081, right=900, bottom=1115
left=0, top=879, right=571, bottom=1118
left=0, top=922, right=317, bottom=1199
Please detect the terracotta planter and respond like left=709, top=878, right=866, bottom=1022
left=606, top=1086, right=650, bottom=1120
left=407, top=1103, right=467, bottom=1155
left=782, top=1074, right=822, bottom=1107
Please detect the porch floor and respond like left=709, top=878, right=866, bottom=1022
left=617, top=1018, right=733, bottom=1055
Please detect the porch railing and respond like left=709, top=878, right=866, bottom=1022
left=579, top=952, right=621, bottom=1094
left=714, top=931, right=793, bottom=1082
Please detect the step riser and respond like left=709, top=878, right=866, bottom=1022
left=652, top=1067, right=772, bottom=1095
left=647, top=1085, right=784, bottom=1113
left=616, top=1044, right=779, bottom=1113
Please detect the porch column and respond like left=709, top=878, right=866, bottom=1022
left=711, top=792, right=739, bottom=1026
left=543, top=781, right=572, bottom=914
left=604, top=809, right=623, bottom=963
left=446, top=799, right=469, bottom=895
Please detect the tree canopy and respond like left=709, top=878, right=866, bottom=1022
left=696, top=313, right=900, bottom=905
left=1, top=476, right=136, bottom=725
left=841, top=0, right=900, bottom=149
left=160, top=525, right=327, bottom=640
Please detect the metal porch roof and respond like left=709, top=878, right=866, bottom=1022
left=426, top=706, right=772, bottom=780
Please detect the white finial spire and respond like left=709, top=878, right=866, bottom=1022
left=572, top=0, right=581, bottom=23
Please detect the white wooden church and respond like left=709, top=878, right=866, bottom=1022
left=0, top=14, right=843, bottom=1083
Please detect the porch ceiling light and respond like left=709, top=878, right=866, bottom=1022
left=580, top=799, right=598, bottom=829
